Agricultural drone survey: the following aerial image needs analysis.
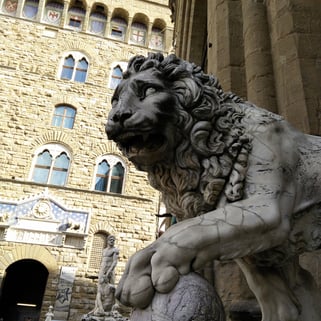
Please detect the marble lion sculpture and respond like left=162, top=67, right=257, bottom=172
left=106, top=53, right=321, bottom=321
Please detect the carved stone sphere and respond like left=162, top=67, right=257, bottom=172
left=130, top=272, right=225, bottom=321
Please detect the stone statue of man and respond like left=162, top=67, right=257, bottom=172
left=89, top=235, right=119, bottom=316
left=98, top=235, right=119, bottom=285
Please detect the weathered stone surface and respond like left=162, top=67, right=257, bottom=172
left=0, top=1, right=173, bottom=320
left=130, top=273, right=225, bottom=321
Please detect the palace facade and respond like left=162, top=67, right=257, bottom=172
left=0, top=1, right=173, bottom=320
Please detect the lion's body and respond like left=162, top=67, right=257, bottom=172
left=106, top=53, right=321, bottom=321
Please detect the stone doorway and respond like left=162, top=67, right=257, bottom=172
left=0, top=259, right=49, bottom=321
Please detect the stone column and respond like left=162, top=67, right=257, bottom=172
left=207, top=0, right=246, bottom=96
left=125, top=16, right=132, bottom=43
left=16, top=0, right=24, bottom=18
left=36, top=0, right=46, bottom=22
left=147, top=22, right=153, bottom=48
left=0, top=0, right=5, bottom=12
left=177, top=0, right=191, bottom=59
left=104, top=14, right=111, bottom=38
left=164, top=27, right=174, bottom=53
left=60, top=1, right=69, bottom=28
left=241, top=0, right=277, bottom=113
left=265, top=0, right=310, bottom=132
left=82, top=6, right=91, bottom=32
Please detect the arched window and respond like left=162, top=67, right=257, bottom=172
left=110, top=162, right=124, bottom=193
left=130, top=22, right=147, bottom=45
left=88, top=232, right=108, bottom=270
left=94, top=155, right=125, bottom=194
left=52, top=105, right=76, bottom=129
left=59, top=52, right=89, bottom=82
left=108, top=62, right=127, bottom=89
left=61, top=55, right=75, bottom=80
left=150, top=27, right=164, bottom=50
left=31, top=144, right=71, bottom=186
left=89, top=6, right=107, bottom=35
left=2, top=0, right=18, bottom=15
left=43, top=1, right=63, bottom=25
left=74, top=58, right=88, bottom=82
left=109, top=65, right=122, bottom=89
left=110, top=17, right=127, bottom=41
left=23, top=0, right=39, bottom=19
left=67, top=2, right=85, bottom=30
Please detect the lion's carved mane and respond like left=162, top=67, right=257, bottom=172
left=124, top=53, right=282, bottom=220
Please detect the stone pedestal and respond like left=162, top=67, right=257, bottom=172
left=81, top=310, right=129, bottom=321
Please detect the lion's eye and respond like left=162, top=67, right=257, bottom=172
left=111, top=98, right=118, bottom=108
left=144, top=87, right=157, bottom=97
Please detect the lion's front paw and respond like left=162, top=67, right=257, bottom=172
left=115, top=246, right=155, bottom=308
left=116, top=233, right=194, bottom=309
left=115, top=244, right=181, bottom=308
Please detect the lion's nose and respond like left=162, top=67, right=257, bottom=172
left=112, top=110, right=133, bottom=124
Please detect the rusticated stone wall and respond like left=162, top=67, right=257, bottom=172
left=0, top=1, right=173, bottom=320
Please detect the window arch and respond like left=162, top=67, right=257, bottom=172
left=94, top=155, right=125, bottom=194
left=89, top=5, right=107, bottom=35
left=88, top=232, right=108, bottom=270
left=52, top=105, right=76, bottom=129
left=108, top=62, right=127, bottom=89
left=43, top=1, right=63, bottom=25
left=31, top=144, right=71, bottom=186
left=59, top=52, right=89, bottom=82
left=23, top=0, right=39, bottom=19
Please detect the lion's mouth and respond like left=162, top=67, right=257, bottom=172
left=116, top=131, right=166, bottom=155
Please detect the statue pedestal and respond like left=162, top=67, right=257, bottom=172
left=130, top=272, right=225, bottom=321
left=81, top=310, right=129, bottom=321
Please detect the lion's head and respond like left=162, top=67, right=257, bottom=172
left=106, top=53, right=278, bottom=220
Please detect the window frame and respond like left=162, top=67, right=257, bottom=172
left=89, top=11, right=107, bottom=35
left=67, top=5, right=85, bottom=30
left=59, top=51, right=89, bottom=83
left=93, top=155, right=126, bottom=194
left=43, top=1, right=64, bottom=25
left=149, top=27, right=164, bottom=50
left=2, top=0, right=18, bottom=15
left=22, top=0, right=39, bottom=19
left=88, top=231, right=108, bottom=271
left=130, top=22, right=147, bottom=46
left=110, top=17, right=127, bottom=41
left=52, top=105, right=76, bottom=129
left=30, top=144, right=72, bottom=186
left=108, top=61, right=127, bottom=89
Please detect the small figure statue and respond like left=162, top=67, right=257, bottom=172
left=83, top=235, right=120, bottom=320
left=44, top=305, right=54, bottom=321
